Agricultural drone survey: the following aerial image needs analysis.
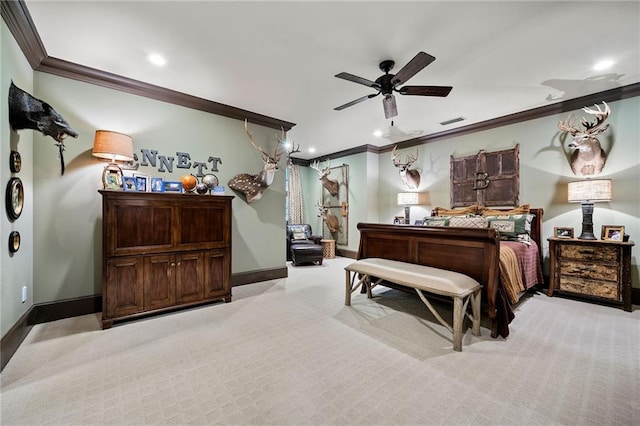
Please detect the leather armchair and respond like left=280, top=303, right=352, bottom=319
left=286, top=224, right=322, bottom=261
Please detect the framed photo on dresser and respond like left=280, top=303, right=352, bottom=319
left=601, top=225, right=624, bottom=241
left=554, top=227, right=574, bottom=238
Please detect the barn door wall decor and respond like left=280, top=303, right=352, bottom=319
left=450, top=144, right=520, bottom=207
left=321, top=164, right=348, bottom=245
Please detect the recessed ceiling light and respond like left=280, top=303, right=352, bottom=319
left=373, top=130, right=383, bottom=137
left=593, top=59, right=614, bottom=71
left=147, top=53, right=167, bottom=67
left=308, top=147, right=316, bottom=154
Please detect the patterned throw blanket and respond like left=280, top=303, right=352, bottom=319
left=499, top=246, right=525, bottom=304
left=499, top=240, right=543, bottom=304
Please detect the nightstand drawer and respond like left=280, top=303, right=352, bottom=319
left=559, top=276, right=619, bottom=300
left=559, top=259, right=618, bottom=281
left=559, top=244, right=617, bottom=262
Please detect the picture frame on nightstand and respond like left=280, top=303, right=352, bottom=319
left=601, top=225, right=624, bottom=241
left=554, top=227, right=574, bottom=238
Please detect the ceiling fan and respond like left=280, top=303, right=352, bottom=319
left=334, top=52, right=452, bottom=119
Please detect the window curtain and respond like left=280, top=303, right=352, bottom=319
left=288, top=164, right=304, bottom=224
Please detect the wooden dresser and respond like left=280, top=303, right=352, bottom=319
left=99, top=190, right=233, bottom=328
left=547, top=237, right=634, bottom=311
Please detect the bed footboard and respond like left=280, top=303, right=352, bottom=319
left=356, top=223, right=504, bottom=338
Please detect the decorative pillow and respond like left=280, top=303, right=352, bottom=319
left=480, top=204, right=530, bottom=216
left=485, top=214, right=534, bottom=240
left=292, top=231, right=307, bottom=240
left=449, top=216, right=488, bottom=228
left=432, top=204, right=482, bottom=217
left=423, top=217, right=450, bottom=227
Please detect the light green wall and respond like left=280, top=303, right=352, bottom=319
left=302, top=96, right=639, bottom=287
left=30, top=73, right=287, bottom=304
left=1, top=20, right=35, bottom=337
left=302, top=152, right=377, bottom=252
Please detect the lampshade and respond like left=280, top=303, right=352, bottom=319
left=92, top=130, right=134, bottom=162
left=568, top=179, right=612, bottom=203
left=568, top=179, right=612, bottom=240
left=397, top=192, right=428, bottom=206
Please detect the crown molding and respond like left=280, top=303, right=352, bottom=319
left=1, top=0, right=295, bottom=132
left=308, top=82, right=640, bottom=161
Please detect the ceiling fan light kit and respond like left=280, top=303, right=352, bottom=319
left=334, top=51, right=452, bottom=118
left=383, top=94, right=398, bottom=119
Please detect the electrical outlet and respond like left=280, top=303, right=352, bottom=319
left=21, top=286, right=27, bottom=303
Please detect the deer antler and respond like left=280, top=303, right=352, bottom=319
left=310, top=160, right=330, bottom=177
left=558, top=114, right=579, bottom=135
left=580, top=102, right=610, bottom=135
left=245, top=119, right=269, bottom=160
left=391, top=145, right=418, bottom=167
left=559, top=102, right=610, bottom=136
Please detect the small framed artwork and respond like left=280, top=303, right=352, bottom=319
left=414, top=220, right=424, bottom=226
left=5, top=177, right=24, bottom=222
left=122, top=176, right=136, bottom=191
left=104, top=170, right=122, bottom=190
left=150, top=177, right=164, bottom=193
left=9, top=151, right=21, bottom=173
left=8, top=231, right=20, bottom=253
left=134, top=174, right=149, bottom=192
left=393, top=215, right=405, bottom=225
left=554, top=227, right=574, bottom=238
left=164, top=181, right=183, bottom=193
left=601, top=225, right=624, bottom=241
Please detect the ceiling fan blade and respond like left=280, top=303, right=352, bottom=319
left=398, top=85, right=452, bottom=97
left=335, top=72, right=378, bottom=88
left=334, top=93, right=379, bottom=111
left=391, top=52, right=436, bottom=86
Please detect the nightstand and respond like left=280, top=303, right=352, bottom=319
left=547, top=237, right=634, bottom=311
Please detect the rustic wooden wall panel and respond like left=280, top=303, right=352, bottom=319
left=450, top=144, right=519, bottom=207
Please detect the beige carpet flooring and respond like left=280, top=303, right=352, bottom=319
left=1, top=256, right=639, bottom=425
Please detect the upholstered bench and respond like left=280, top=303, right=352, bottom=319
left=291, top=244, right=323, bottom=266
left=344, top=258, right=482, bottom=351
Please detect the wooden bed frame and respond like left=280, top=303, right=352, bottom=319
left=355, top=208, right=543, bottom=338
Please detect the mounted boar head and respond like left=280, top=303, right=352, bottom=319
left=9, top=81, right=78, bottom=143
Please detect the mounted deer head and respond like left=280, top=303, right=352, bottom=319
left=316, top=201, right=340, bottom=234
left=310, top=160, right=340, bottom=196
left=558, top=102, right=610, bottom=176
left=392, top=145, right=421, bottom=189
left=228, top=120, right=283, bottom=203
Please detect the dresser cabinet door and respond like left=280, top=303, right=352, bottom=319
left=175, top=252, right=204, bottom=304
left=106, top=257, right=144, bottom=318
left=204, top=250, right=230, bottom=299
left=143, top=254, right=176, bottom=310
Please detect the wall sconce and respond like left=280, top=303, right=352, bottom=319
left=92, top=130, right=134, bottom=189
left=568, top=179, right=612, bottom=240
left=397, top=192, right=429, bottom=224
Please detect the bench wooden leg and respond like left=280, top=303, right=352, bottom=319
left=471, top=289, right=481, bottom=337
left=452, top=296, right=463, bottom=352
left=345, top=270, right=352, bottom=306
